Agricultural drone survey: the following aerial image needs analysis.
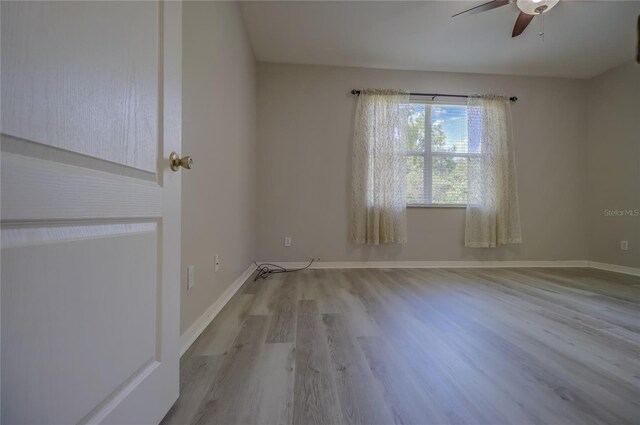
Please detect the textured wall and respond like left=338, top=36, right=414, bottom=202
left=256, top=63, right=590, bottom=263
left=586, top=61, right=640, bottom=268
left=181, top=1, right=257, bottom=333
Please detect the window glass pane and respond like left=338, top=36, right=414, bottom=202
left=406, top=155, right=425, bottom=204
left=432, top=156, right=467, bottom=204
left=405, top=104, right=425, bottom=152
left=431, top=105, right=468, bottom=154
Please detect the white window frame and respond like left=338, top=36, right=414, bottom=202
left=406, top=97, right=475, bottom=208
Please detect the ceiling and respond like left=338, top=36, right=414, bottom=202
left=239, top=1, right=640, bottom=79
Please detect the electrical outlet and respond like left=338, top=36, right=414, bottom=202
left=620, top=240, right=629, bottom=251
left=214, top=254, right=220, bottom=272
left=187, top=265, right=195, bottom=289
left=284, top=237, right=292, bottom=247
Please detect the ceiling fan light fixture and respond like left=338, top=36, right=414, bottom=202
left=516, top=0, right=558, bottom=15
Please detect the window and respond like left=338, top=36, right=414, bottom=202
left=404, top=99, right=476, bottom=206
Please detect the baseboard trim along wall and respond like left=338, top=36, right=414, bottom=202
left=587, top=261, right=640, bottom=277
left=259, top=260, right=591, bottom=269
left=179, top=264, right=256, bottom=356
left=180, top=259, right=639, bottom=356
left=258, top=260, right=639, bottom=276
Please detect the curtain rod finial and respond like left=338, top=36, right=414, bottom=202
left=351, top=89, right=360, bottom=95
left=510, top=96, right=518, bottom=102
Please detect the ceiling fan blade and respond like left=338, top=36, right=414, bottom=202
left=452, top=0, right=511, bottom=18
left=512, top=11, right=535, bottom=37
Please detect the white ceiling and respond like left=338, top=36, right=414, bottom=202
left=239, top=0, right=640, bottom=79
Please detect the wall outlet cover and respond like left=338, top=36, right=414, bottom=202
left=620, top=240, right=629, bottom=251
left=284, top=237, right=292, bottom=247
left=187, top=265, right=195, bottom=289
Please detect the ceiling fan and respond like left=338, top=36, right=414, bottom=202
left=453, top=0, right=560, bottom=38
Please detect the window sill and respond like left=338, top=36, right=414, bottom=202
left=407, top=204, right=466, bottom=209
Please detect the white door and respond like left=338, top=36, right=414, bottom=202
left=1, top=1, right=182, bottom=423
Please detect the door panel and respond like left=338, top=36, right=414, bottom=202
left=2, top=226, right=157, bottom=424
left=1, top=1, right=159, bottom=172
left=1, top=1, right=181, bottom=423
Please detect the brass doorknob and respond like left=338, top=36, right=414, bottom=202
left=169, top=152, right=193, bottom=171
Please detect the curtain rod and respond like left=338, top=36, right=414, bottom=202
left=350, top=89, right=518, bottom=102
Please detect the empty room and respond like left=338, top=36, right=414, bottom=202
left=1, top=0, right=639, bottom=424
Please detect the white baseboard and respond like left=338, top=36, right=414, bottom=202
left=259, top=260, right=590, bottom=269
left=179, top=264, right=255, bottom=356
left=263, top=260, right=640, bottom=276
left=588, top=261, right=640, bottom=277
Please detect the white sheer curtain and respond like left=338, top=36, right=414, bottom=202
left=350, top=89, right=410, bottom=245
left=465, top=95, right=522, bottom=247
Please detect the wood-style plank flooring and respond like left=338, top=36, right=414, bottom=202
left=162, top=268, right=640, bottom=425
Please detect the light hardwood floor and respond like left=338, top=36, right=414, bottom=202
left=162, top=267, right=640, bottom=425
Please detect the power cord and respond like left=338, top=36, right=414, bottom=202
left=253, top=259, right=315, bottom=281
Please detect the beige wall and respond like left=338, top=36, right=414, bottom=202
left=256, top=63, right=590, bottom=262
left=586, top=61, right=640, bottom=268
left=181, top=1, right=256, bottom=334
